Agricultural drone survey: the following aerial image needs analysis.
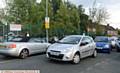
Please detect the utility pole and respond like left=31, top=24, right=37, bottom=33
left=36, top=0, right=49, bottom=43
left=45, top=0, right=49, bottom=43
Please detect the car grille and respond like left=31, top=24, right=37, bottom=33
left=50, top=50, right=61, bottom=52
left=48, top=52, right=64, bottom=59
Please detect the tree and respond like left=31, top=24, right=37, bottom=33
left=95, top=7, right=109, bottom=24
left=5, top=0, right=48, bottom=37
left=49, top=1, right=80, bottom=37
left=78, top=5, right=90, bottom=34
left=89, top=7, right=109, bottom=24
left=4, top=0, right=84, bottom=38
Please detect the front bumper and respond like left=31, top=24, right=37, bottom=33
left=46, top=52, right=73, bottom=61
left=96, top=47, right=110, bottom=53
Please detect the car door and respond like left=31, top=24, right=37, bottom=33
left=87, top=37, right=95, bottom=56
left=28, top=38, right=43, bottom=53
left=34, top=39, right=47, bottom=52
left=80, top=37, right=92, bottom=58
left=28, top=42, right=39, bottom=54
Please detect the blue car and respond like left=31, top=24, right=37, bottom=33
left=95, top=36, right=111, bottom=53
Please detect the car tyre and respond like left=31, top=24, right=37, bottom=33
left=92, top=50, right=97, bottom=58
left=72, top=53, right=80, bottom=64
left=108, top=49, right=111, bottom=54
left=117, top=49, right=120, bottom=52
left=19, top=49, right=29, bottom=59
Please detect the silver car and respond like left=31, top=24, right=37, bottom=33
left=0, top=37, right=51, bottom=59
left=46, top=35, right=97, bottom=64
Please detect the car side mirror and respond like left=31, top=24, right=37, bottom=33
left=80, top=42, right=88, bottom=46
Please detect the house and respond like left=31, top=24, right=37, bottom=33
left=87, top=24, right=118, bottom=36
left=106, top=24, right=118, bottom=36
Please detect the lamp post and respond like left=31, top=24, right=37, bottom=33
left=36, top=0, right=49, bottom=43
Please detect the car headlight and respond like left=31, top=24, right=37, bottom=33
left=104, top=45, right=109, bottom=48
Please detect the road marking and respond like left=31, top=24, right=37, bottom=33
left=86, top=67, right=93, bottom=71
left=94, top=62, right=101, bottom=66
left=0, top=59, right=20, bottom=64
left=0, top=60, right=12, bottom=64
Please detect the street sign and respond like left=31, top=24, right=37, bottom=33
left=45, top=17, right=50, bottom=29
left=10, top=24, right=22, bottom=31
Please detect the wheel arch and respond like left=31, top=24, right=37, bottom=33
left=18, top=48, right=29, bottom=56
left=75, top=51, right=81, bottom=56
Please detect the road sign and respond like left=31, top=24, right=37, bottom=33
left=45, top=17, right=50, bottom=29
left=10, top=24, right=22, bottom=31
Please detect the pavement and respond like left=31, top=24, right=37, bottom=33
left=0, top=51, right=119, bottom=73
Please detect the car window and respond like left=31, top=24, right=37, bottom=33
left=29, top=38, right=45, bottom=43
left=9, top=37, right=30, bottom=42
left=88, top=37, right=94, bottom=43
left=11, top=38, right=23, bottom=42
left=95, top=37, right=109, bottom=42
left=117, top=38, right=120, bottom=41
left=81, top=37, right=91, bottom=44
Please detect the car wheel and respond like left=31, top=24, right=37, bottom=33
left=92, top=50, right=97, bottom=58
left=72, top=53, right=80, bottom=64
left=117, top=49, right=120, bottom=52
left=108, top=49, right=111, bottom=54
left=19, top=49, right=29, bottom=59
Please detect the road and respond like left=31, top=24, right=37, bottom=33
left=0, top=51, right=119, bottom=73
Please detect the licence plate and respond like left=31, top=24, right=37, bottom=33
left=51, top=52, right=60, bottom=55
left=97, top=47, right=102, bottom=49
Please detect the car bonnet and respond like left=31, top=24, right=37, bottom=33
left=48, top=43, right=76, bottom=51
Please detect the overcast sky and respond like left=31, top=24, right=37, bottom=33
left=69, top=0, right=120, bottom=29
left=0, top=0, right=120, bottom=28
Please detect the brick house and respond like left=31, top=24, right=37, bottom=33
left=87, top=24, right=118, bottom=36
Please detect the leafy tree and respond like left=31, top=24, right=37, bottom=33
left=89, top=6, right=109, bottom=24
left=78, top=5, right=89, bottom=34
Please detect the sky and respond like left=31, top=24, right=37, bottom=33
left=0, top=0, right=120, bottom=29
left=69, top=0, right=120, bottom=29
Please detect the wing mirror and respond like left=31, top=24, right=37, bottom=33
left=80, top=42, right=88, bottom=46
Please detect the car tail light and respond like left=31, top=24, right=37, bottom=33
left=8, top=44, right=16, bottom=48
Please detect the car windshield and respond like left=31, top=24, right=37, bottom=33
left=58, top=36, right=81, bottom=44
left=95, top=37, right=109, bottom=42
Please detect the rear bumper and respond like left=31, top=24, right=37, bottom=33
left=0, top=49, right=19, bottom=56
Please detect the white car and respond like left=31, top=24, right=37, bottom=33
left=0, top=37, right=51, bottom=59
left=46, top=35, right=97, bottom=64
left=110, top=36, right=118, bottom=48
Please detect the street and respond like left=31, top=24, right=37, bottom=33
left=0, top=51, right=119, bottom=73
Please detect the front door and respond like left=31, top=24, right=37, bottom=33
left=80, top=37, right=92, bottom=58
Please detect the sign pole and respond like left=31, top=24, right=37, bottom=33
left=45, top=0, right=49, bottom=43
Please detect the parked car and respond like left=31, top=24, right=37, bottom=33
left=115, top=37, right=120, bottom=52
left=46, top=35, right=97, bottom=64
left=0, top=37, right=51, bottom=59
left=95, top=36, right=111, bottom=53
left=109, top=36, right=118, bottom=49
